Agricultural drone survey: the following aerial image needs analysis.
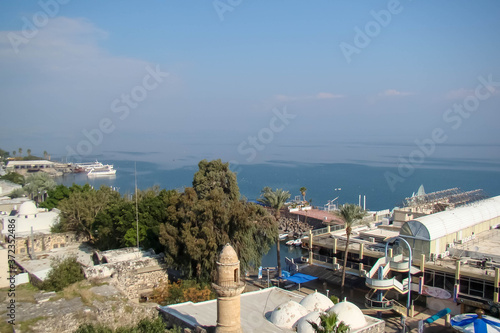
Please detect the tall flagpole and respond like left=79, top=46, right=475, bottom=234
left=135, top=161, right=139, bottom=249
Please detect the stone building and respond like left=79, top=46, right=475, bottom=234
left=84, top=247, right=168, bottom=300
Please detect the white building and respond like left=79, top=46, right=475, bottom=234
left=1, top=201, right=59, bottom=238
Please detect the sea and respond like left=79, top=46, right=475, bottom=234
left=55, top=156, right=500, bottom=269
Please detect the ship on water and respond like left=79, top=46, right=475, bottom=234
left=76, top=160, right=117, bottom=177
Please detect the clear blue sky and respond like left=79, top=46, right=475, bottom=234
left=1, top=1, right=499, bottom=167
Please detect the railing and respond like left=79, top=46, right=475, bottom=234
left=312, top=254, right=333, bottom=264
left=365, top=294, right=394, bottom=309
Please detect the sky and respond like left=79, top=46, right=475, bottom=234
left=1, top=1, right=499, bottom=168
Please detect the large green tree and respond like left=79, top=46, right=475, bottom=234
left=159, top=160, right=276, bottom=282
left=58, top=185, right=121, bottom=241
left=335, top=203, right=367, bottom=292
left=257, top=187, right=290, bottom=277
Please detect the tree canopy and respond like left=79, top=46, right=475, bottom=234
left=160, top=160, right=277, bottom=282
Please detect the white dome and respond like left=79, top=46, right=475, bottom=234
left=270, top=300, right=309, bottom=329
left=18, top=201, right=38, bottom=216
left=328, top=301, right=367, bottom=330
left=300, top=291, right=334, bottom=312
left=296, top=311, right=320, bottom=333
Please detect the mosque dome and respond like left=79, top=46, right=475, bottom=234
left=270, top=300, right=309, bottom=329
left=300, top=291, right=334, bottom=312
left=218, top=244, right=239, bottom=264
left=296, top=311, right=320, bottom=333
left=18, top=201, right=38, bottom=216
left=328, top=301, right=367, bottom=329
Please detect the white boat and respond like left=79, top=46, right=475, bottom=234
left=77, top=160, right=104, bottom=172
left=87, top=164, right=116, bottom=177
left=286, top=240, right=295, bottom=246
left=293, top=239, right=302, bottom=247
left=279, top=233, right=288, bottom=240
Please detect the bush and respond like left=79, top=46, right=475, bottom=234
left=330, top=295, right=339, bottom=304
left=150, top=280, right=214, bottom=306
left=41, top=256, right=85, bottom=291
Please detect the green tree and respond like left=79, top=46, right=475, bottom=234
left=39, top=184, right=72, bottom=210
left=300, top=186, right=307, bottom=202
left=192, top=159, right=240, bottom=201
left=43, top=151, right=48, bottom=160
left=27, top=148, right=31, bottom=156
left=12, top=151, right=16, bottom=157
left=41, top=256, right=85, bottom=291
left=335, top=203, right=367, bottom=292
left=0, top=172, right=25, bottom=185
left=159, top=160, right=276, bottom=282
left=257, top=187, right=291, bottom=277
left=58, top=185, right=121, bottom=241
left=309, top=312, right=349, bottom=333
left=24, top=172, right=56, bottom=199
left=18, top=148, right=22, bottom=156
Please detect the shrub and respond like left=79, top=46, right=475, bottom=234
left=41, top=256, right=85, bottom=292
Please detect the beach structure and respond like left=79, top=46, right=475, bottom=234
left=299, top=191, right=500, bottom=317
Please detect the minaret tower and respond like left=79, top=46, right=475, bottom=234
left=212, top=244, right=245, bottom=333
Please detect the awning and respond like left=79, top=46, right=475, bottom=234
left=284, top=273, right=318, bottom=284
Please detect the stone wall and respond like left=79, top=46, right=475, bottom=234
left=84, top=254, right=168, bottom=300
left=15, top=232, right=87, bottom=255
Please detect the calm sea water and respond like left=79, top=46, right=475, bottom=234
left=57, top=159, right=500, bottom=211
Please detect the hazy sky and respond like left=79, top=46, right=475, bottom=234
left=1, top=1, right=499, bottom=167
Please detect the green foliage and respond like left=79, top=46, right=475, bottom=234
left=330, top=295, right=339, bottom=304
left=58, top=185, right=121, bottom=241
left=160, top=160, right=277, bottom=282
left=0, top=171, right=25, bottom=185
left=0, top=147, right=10, bottom=160
left=74, top=317, right=169, bottom=333
left=192, top=159, right=240, bottom=201
left=257, top=187, right=291, bottom=219
left=309, top=312, right=349, bottom=333
left=300, top=186, right=307, bottom=201
left=9, top=188, right=26, bottom=199
left=39, top=184, right=72, bottom=210
left=41, top=256, right=85, bottom=292
left=24, top=172, right=56, bottom=197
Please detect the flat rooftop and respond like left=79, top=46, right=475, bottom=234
left=160, top=287, right=303, bottom=332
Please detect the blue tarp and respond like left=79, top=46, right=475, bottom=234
left=284, top=273, right=318, bottom=284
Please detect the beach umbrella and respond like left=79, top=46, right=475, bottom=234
left=451, top=309, right=500, bottom=333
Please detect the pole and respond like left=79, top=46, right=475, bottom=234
left=135, top=162, right=139, bottom=249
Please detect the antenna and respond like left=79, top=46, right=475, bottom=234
left=135, top=162, right=139, bottom=249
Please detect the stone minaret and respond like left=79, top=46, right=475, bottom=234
left=212, top=244, right=245, bottom=333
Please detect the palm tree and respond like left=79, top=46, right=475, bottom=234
left=300, top=186, right=307, bottom=202
left=258, top=187, right=290, bottom=277
left=12, top=151, right=16, bottom=157
left=27, top=149, right=31, bottom=156
left=335, top=203, right=367, bottom=293
left=18, top=148, right=22, bottom=156
left=309, top=312, right=350, bottom=333
left=43, top=151, right=48, bottom=160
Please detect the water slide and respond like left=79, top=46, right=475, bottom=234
left=365, top=254, right=418, bottom=294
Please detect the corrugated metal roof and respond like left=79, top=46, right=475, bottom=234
left=400, top=196, right=500, bottom=241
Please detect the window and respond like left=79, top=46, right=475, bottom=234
left=234, top=268, right=238, bottom=282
